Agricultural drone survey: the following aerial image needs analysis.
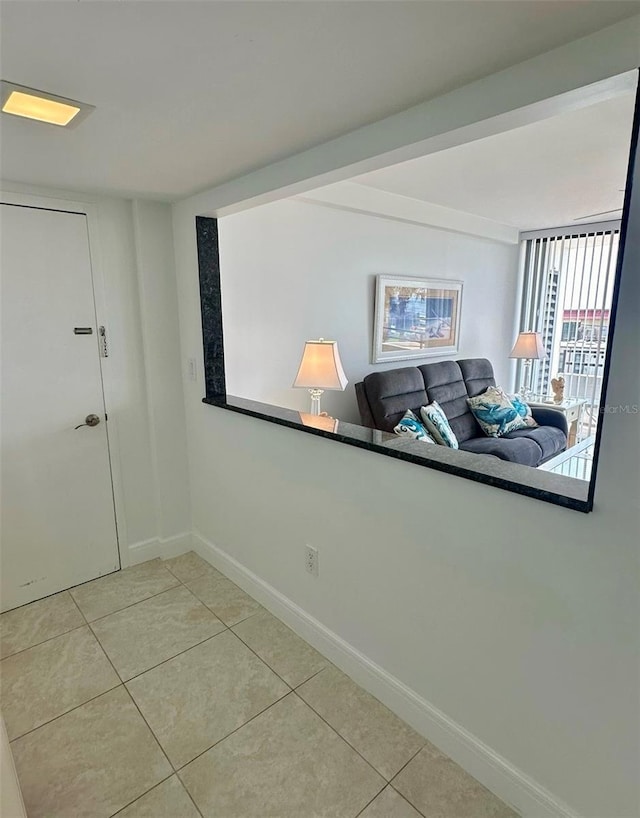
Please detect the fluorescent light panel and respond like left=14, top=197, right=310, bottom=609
left=1, top=81, right=94, bottom=127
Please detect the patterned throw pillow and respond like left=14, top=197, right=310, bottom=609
left=467, top=387, right=528, bottom=438
left=510, top=394, right=538, bottom=428
left=419, top=402, right=459, bottom=448
left=393, top=410, right=436, bottom=443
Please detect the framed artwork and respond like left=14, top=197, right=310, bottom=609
left=372, top=275, right=463, bottom=363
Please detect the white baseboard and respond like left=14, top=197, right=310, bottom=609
left=192, top=530, right=581, bottom=818
left=126, top=531, right=193, bottom=566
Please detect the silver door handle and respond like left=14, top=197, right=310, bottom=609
left=75, top=414, right=100, bottom=429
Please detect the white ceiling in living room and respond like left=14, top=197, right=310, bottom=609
left=0, top=1, right=639, bottom=201
left=353, top=92, right=636, bottom=231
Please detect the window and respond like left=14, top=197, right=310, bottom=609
left=518, top=228, right=620, bottom=439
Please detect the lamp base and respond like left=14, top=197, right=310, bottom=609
left=308, top=388, right=324, bottom=415
left=519, top=358, right=533, bottom=398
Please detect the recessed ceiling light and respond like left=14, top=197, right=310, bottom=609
left=1, top=81, right=94, bottom=127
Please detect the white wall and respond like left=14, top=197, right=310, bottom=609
left=131, top=200, right=191, bottom=551
left=173, top=24, right=640, bottom=818
left=0, top=183, right=191, bottom=562
left=219, top=197, right=519, bottom=423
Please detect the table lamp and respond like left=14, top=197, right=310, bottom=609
left=509, top=331, right=546, bottom=396
left=293, top=338, right=348, bottom=415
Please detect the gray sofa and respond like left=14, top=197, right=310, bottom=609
left=355, top=358, right=567, bottom=467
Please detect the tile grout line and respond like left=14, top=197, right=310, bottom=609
left=117, top=677, right=178, bottom=777
left=227, top=628, right=296, bottom=693
left=120, top=628, right=230, bottom=684
left=8, top=682, right=123, bottom=745
left=389, top=743, right=427, bottom=785
left=387, top=783, right=429, bottom=818
left=0, top=589, right=90, bottom=662
left=90, top=615, right=228, bottom=684
left=292, top=664, right=329, bottom=690
left=353, top=784, right=394, bottom=818
left=168, top=559, right=266, bottom=630
left=69, top=613, right=179, bottom=781
left=291, top=688, right=393, bottom=786
left=0, top=620, right=88, bottom=663
left=174, top=689, right=295, bottom=774
left=107, top=772, right=176, bottom=818
left=176, top=774, right=207, bottom=818
left=68, top=590, right=90, bottom=625
left=79, top=579, right=182, bottom=625
left=387, top=746, right=431, bottom=818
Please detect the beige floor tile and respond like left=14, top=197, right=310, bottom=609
left=392, top=743, right=519, bottom=818
left=11, top=687, right=172, bottom=818
left=0, top=626, right=120, bottom=740
left=297, top=666, right=424, bottom=779
left=70, top=559, right=179, bottom=621
left=126, top=630, right=289, bottom=768
left=359, top=786, right=424, bottom=818
left=91, top=585, right=225, bottom=680
left=116, top=775, right=200, bottom=818
left=180, top=693, right=385, bottom=818
left=163, top=551, right=222, bottom=583
left=186, top=572, right=262, bottom=626
left=0, top=591, right=84, bottom=659
left=232, top=610, right=328, bottom=687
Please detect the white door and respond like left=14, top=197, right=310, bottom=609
left=1, top=204, right=120, bottom=612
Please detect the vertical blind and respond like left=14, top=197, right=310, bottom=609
left=518, top=222, right=620, bottom=439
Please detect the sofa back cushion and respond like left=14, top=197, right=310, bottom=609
left=361, top=367, right=428, bottom=432
left=418, top=360, right=480, bottom=443
left=458, top=358, right=496, bottom=397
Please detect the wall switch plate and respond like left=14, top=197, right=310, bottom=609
left=187, top=357, right=197, bottom=381
left=305, top=545, right=319, bottom=577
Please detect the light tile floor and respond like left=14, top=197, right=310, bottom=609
left=0, top=552, right=519, bottom=818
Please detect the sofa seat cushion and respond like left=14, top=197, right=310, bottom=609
left=459, top=436, right=542, bottom=467
left=503, top=426, right=566, bottom=462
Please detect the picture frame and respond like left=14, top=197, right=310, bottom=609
left=372, top=275, right=463, bottom=363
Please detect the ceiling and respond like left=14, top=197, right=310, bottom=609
left=1, top=1, right=639, bottom=202
left=353, top=92, right=637, bottom=231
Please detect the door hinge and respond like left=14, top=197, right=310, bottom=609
left=98, top=325, right=109, bottom=358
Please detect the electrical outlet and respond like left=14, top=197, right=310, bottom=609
left=305, top=545, right=319, bottom=577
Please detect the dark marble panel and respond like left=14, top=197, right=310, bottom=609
left=196, top=216, right=226, bottom=400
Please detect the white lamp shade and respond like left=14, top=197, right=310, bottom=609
left=509, top=331, right=546, bottom=360
left=293, top=339, right=348, bottom=391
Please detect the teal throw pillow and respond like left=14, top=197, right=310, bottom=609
left=393, top=410, right=436, bottom=444
left=510, top=394, right=538, bottom=428
left=467, top=386, right=528, bottom=438
left=419, top=401, right=459, bottom=448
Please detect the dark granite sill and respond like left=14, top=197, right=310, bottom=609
left=204, top=394, right=592, bottom=513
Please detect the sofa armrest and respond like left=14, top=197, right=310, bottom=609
left=531, top=406, right=568, bottom=435
left=355, top=382, right=376, bottom=429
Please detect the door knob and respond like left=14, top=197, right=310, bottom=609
left=75, top=414, right=100, bottom=429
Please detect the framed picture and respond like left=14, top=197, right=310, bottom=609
left=372, top=275, right=463, bottom=363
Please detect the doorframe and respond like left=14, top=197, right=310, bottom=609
left=0, top=188, right=128, bottom=565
